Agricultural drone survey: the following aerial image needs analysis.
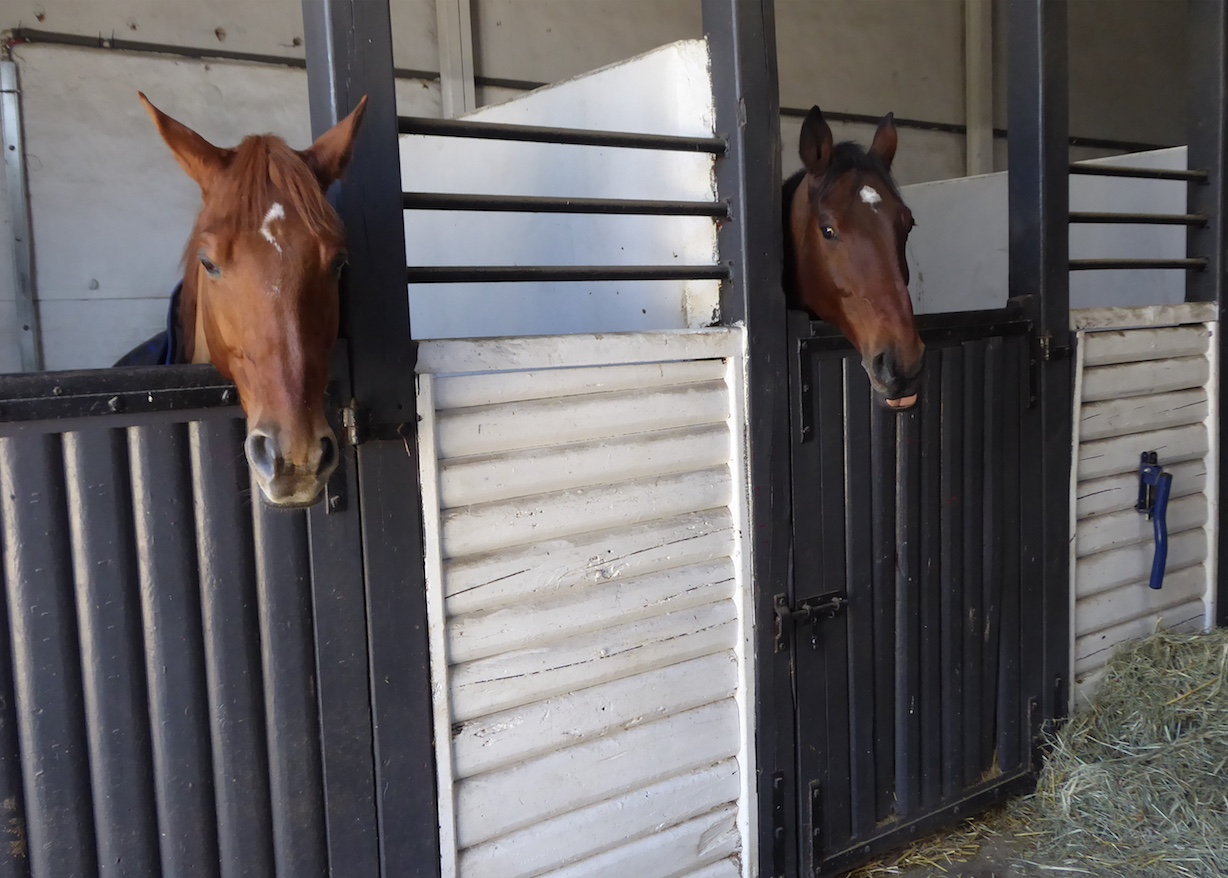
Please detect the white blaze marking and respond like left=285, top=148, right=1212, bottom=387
left=261, top=202, right=285, bottom=254
left=859, top=185, right=882, bottom=206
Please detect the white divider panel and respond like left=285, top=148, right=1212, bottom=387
left=416, top=328, right=754, bottom=878
left=1069, top=303, right=1219, bottom=708
left=400, top=39, right=719, bottom=339
left=902, top=146, right=1190, bottom=314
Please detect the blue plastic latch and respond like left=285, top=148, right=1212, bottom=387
left=1135, top=451, right=1173, bottom=590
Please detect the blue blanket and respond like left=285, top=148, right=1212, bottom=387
left=114, top=283, right=184, bottom=367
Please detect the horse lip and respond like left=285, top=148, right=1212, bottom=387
left=884, top=393, right=918, bottom=410
left=255, top=478, right=328, bottom=509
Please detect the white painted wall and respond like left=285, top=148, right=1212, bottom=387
left=400, top=39, right=719, bottom=339
left=902, top=146, right=1190, bottom=314
left=1069, top=303, right=1219, bottom=709
left=415, top=329, right=755, bottom=878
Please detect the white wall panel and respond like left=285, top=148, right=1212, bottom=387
left=400, top=39, right=719, bottom=339
left=417, top=329, right=748, bottom=878
left=1070, top=307, right=1218, bottom=708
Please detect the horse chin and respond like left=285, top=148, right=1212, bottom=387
left=253, top=475, right=328, bottom=510
left=883, top=393, right=919, bottom=411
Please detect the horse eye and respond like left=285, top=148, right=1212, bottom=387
left=331, top=253, right=348, bottom=279
left=821, top=225, right=837, bottom=240
left=199, top=254, right=222, bottom=278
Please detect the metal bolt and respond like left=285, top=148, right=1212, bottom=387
left=52, top=386, right=63, bottom=396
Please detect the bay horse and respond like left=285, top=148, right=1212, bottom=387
left=116, top=93, right=368, bottom=507
left=783, top=105, right=924, bottom=410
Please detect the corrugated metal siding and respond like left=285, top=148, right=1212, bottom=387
left=1071, top=311, right=1218, bottom=706
left=0, top=412, right=328, bottom=878
left=417, top=330, right=749, bottom=878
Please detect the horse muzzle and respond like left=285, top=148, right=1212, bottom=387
left=245, top=427, right=339, bottom=508
left=866, top=346, right=924, bottom=411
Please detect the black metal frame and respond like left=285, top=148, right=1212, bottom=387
left=301, top=3, right=437, bottom=877
left=1185, top=0, right=1228, bottom=627
left=1007, top=0, right=1072, bottom=759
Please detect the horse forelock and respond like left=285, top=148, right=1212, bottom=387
left=185, top=134, right=343, bottom=266
left=812, top=141, right=901, bottom=203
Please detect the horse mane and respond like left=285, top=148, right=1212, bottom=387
left=781, top=140, right=902, bottom=306
left=184, top=134, right=343, bottom=265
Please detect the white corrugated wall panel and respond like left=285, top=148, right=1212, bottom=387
left=417, top=328, right=750, bottom=878
left=1070, top=308, right=1218, bottom=709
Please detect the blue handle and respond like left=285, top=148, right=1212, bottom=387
left=1136, top=451, right=1172, bottom=591
left=1147, top=471, right=1172, bottom=590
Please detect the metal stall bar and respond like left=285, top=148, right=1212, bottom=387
left=1185, top=0, right=1228, bottom=627
left=1007, top=0, right=1072, bottom=758
left=301, top=2, right=436, bottom=876
left=1069, top=258, right=1208, bottom=270
left=1068, top=163, right=1207, bottom=182
left=403, top=192, right=730, bottom=216
left=399, top=115, right=728, bottom=153
left=701, top=2, right=791, bottom=878
left=0, top=61, right=42, bottom=372
left=406, top=265, right=730, bottom=283
left=1069, top=212, right=1206, bottom=225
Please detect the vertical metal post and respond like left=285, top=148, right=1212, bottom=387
left=436, top=0, right=477, bottom=117
left=1007, top=0, right=1072, bottom=739
left=1, top=61, right=43, bottom=372
left=702, top=1, right=792, bottom=875
left=965, top=0, right=995, bottom=176
left=300, top=2, right=438, bottom=876
left=1186, top=0, right=1228, bottom=627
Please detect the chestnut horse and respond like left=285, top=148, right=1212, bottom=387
left=117, top=93, right=367, bottom=508
left=783, top=105, right=925, bottom=410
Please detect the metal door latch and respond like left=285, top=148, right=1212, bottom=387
left=773, top=592, right=847, bottom=652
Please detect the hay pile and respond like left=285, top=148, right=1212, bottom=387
left=1016, top=628, right=1228, bottom=878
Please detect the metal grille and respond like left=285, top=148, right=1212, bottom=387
left=789, top=313, right=1041, bottom=876
left=0, top=403, right=330, bottom=878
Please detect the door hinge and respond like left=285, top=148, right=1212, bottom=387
left=1038, top=332, right=1071, bottom=362
left=340, top=398, right=363, bottom=447
left=773, top=591, right=847, bottom=652
left=771, top=772, right=787, bottom=878
left=809, top=779, right=823, bottom=876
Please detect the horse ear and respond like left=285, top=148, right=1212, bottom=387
left=139, top=93, right=231, bottom=190
left=303, top=96, right=369, bottom=188
left=799, top=105, right=834, bottom=177
left=869, top=112, right=898, bottom=170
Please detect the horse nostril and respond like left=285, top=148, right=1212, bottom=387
left=318, top=435, right=338, bottom=476
left=245, top=431, right=282, bottom=482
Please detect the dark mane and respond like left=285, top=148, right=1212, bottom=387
left=184, top=134, right=343, bottom=265
left=781, top=140, right=902, bottom=306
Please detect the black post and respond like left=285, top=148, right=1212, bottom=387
left=1186, top=0, right=1228, bottom=627
left=300, top=2, right=438, bottom=876
left=702, top=1, right=793, bottom=876
left=1007, top=0, right=1072, bottom=742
